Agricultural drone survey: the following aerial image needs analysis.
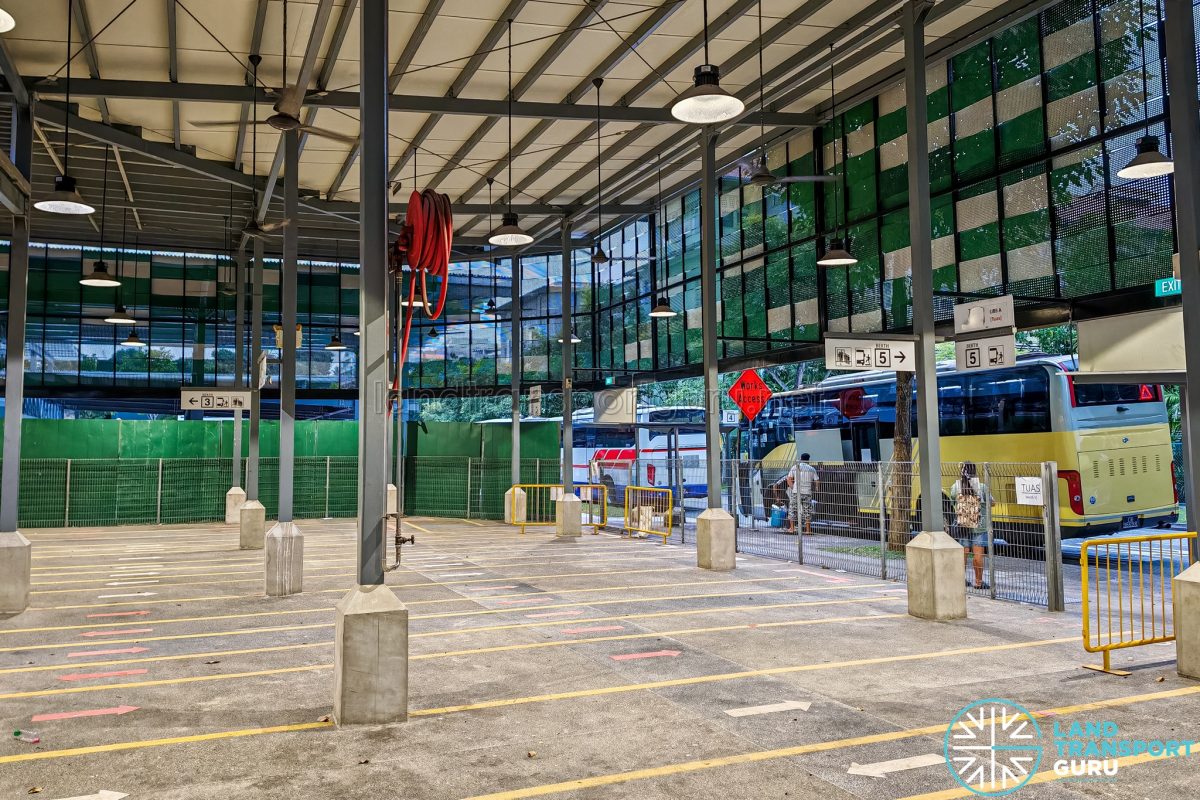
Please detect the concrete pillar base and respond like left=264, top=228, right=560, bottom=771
left=239, top=501, right=266, bottom=550
left=696, top=508, right=736, bottom=570
left=225, top=487, right=247, bottom=525
left=265, top=521, right=303, bottom=597
left=504, top=487, right=527, bottom=525
left=906, top=530, right=968, bottom=620
left=0, top=532, right=32, bottom=617
left=387, top=484, right=398, bottom=516
left=1174, top=561, right=1200, bottom=679
left=333, top=584, right=409, bottom=725
left=555, top=493, right=582, bottom=538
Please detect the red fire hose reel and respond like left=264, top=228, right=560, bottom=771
left=389, top=188, right=454, bottom=392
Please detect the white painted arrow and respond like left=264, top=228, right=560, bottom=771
left=848, top=753, right=946, bottom=778
left=52, top=790, right=128, bottom=800
left=725, top=699, right=812, bottom=718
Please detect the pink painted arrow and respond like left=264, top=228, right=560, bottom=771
left=80, top=628, right=153, bottom=638
left=58, top=669, right=148, bottom=682
left=85, top=611, right=151, bottom=619
left=525, top=610, right=584, bottom=619
left=561, top=625, right=625, bottom=634
left=32, top=705, right=139, bottom=722
left=68, top=647, right=149, bottom=658
left=610, top=649, right=681, bottom=662
left=496, top=597, right=551, bottom=605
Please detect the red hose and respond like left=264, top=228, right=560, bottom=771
left=393, top=189, right=453, bottom=403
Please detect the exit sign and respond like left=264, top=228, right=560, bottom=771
left=1156, top=278, right=1181, bottom=297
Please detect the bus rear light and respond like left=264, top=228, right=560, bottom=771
left=1171, top=461, right=1180, bottom=504
left=646, top=464, right=657, bottom=485
left=1059, top=469, right=1084, bottom=516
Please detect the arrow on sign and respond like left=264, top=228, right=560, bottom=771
left=50, top=791, right=128, bottom=800
left=847, top=753, right=946, bottom=778
left=32, top=705, right=139, bottom=722
left=610, top=649, right=681, bottom=661
left=895, top=351, right=906, bottom=363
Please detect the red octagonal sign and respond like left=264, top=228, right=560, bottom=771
left=728, top=370, right=772, bottom=421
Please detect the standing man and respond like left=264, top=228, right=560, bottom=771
left=787, top=453, right=819, bottom=535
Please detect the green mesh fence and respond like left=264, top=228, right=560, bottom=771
left=3, top=456, right=560, bottom=527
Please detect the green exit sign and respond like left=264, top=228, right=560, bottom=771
left=1156, top=278, right=1181, bottom=297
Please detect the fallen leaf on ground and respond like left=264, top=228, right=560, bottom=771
left=319, top=715, right=331, bottom=722
left=27, top=788, right=42, bottom=795
left=527, top=751, right=537, bottom=759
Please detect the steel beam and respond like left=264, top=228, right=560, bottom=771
left=511, top=249, right=522, bottom=487
left=0, top=39, right=28, bottom=106
left=560, top=216, right=573, bottom=488
left=356, top=0, right=389, bottom=588
left=247, top=236, right=264, bottom=502
left=700, top=127, right=721, bottom=510
left=0, top=101, right=32, bottom=534
left=1165, top=0, right=1200, bottom=559
left=71, top=0, right=112, bottom=123
left=903, top=0, right=943, bottom=533
left=278, top=129, right=300, bottom=524
left=166, top=0, right=180, bottom=149
left=232, top=250, right=246, bottom=490
left=235, top=0, right=270, bottom=172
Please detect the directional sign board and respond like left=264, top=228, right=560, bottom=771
left=954, top=294, right=1015, bottom=335
left=181, top=389, right=252, bottom=411
left=1015, top=476, right=1044, bottom=506
left=728, top=370, right=772, bottom=421
left=955, top=334, right=1016, bottom=372
left=528, top=385, right=542, bottom=417
left=825, top=338, right=915, bottom=372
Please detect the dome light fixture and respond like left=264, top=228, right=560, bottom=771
left=817, top=238, right=857, bottom=267
left=488, top=19, right=533, bottom=247
left=650, top=296, right=676, bottom=317
left=558, top=329, right=582, bottom=344
left=1117, top=135, right=1174, bottom=180
left=0, top=8, right=16, bottom=33
left=121, top=330, right=147, bottom=348
left=34, top=1, right=93, bottom=216
left=104, top=304, right=136, bottom=325
left=669, top=1, right=744, bottom=125
left=325, top=333, right=348, bottom=351
left=80, top=259, right=121, bottom=287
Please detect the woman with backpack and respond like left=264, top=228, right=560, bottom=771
left=950, top=461, right=991, bottom=590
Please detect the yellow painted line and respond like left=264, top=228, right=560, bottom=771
left=456, top=518, right=486, bottom=526
left=403, top=520, right=433, bottom=534
left=0, top=720, right=335, bottom=766
left=1, top=589, right=891, bottom=652
left=459, top=685, right=1200, bottom=800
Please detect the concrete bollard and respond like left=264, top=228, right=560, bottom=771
left=333, top=584, right=409, bottom=725
left=504, top=486, right=527, bottom=525
left=239, top=501, right=266, bottom=550
left=0, top=532, right=31, bottom=617
left=225, top=487, right=247, bottom=525
left=387, top=484, right=398, bottom=516
left=696, top=508, right=736, bottom=570
left=555, top=492, right=582, bottom=538
left=264, top=521, right=303, bottom=596
left=1174, top=562, right=1200, bottom=679
left=905, top=530, right=967, bottom=620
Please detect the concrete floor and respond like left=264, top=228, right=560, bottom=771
left=0, top=518, right=1196, bottom=799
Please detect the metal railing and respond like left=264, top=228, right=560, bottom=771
left=1080, top=532, right=1195, bottom=675
left=575, top=483, right=609, bottom=534
left=623, top=486, right=673, bottom=543
left=508, top=484, right=563, bottom=534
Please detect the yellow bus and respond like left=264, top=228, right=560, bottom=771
left=738, top=354, right=1178, bottom=537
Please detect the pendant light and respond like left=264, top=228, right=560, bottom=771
left=427, top=326, right=440, bottom=339
left=0, top=8, right=16, bottom=32
left=105, top=207, right=135, bottom=325
left=121, top=330, right=147, bottom=348
left=670, top=0, right=744, bottom=125
left=80, top=149, right=121, bottom=286
left=817, top=45, right=857, bottom=267
left=591, top=77, right=609, bottom=266
left=557, top=330, right=582, bottom=344
left=1118, top=136, right=1173, bottom=180
left=488, top=19, right=533, bottom=247
left=648, top=154, right=676, bottom=318
left=325, top=333, right=347, bottom=351
left=35, top=0, right=94, bottom=215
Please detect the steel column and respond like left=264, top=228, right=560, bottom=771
left=700, top=127, right=722, bottom=509
left=232, top=250, right=245, bottom=489
left=247, top=237, right=264, bottom=502
left=903, top=0, right=944, bottom=533
left=0, top=101, right=31, bottom=534
left=560, top=216, right=573, bottom=488
left=355, top=0, right=390, bottom=587
left=511, top=249, right=522, bottom=487
left=278, top=129, right=299, bottom=524
left=1165, top=0, right=1200, bottom=560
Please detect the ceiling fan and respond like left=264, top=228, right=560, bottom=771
left=190, top=0, right=355, bottom=146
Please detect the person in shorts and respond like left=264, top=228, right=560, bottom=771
left=950, top=461, right=992, bottom=589
left=787, top=453, right=818, bottom=535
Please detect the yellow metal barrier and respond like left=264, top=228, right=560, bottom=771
left=1080, top=532, right=1195, bottom=675
left=508, top=484, right=609, bottom=534
left=624, top=486, right=673, bottom=543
